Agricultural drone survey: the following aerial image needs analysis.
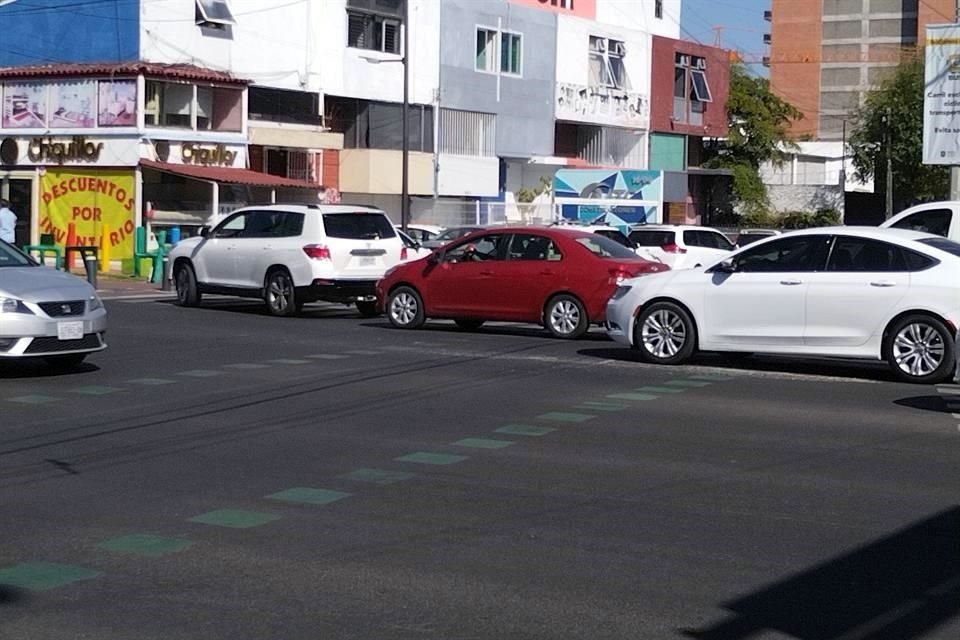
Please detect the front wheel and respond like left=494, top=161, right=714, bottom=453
left=544, top=294, right=588, bottom=339
left=387, top=286, right=425, bottom=329
left=634, top=301, right=697, bottom=365
left=356, top=301, right=379, bottom=318
left=264, top=270, right=298, bottom=317
left=884, top=314, right=955, bottom=384
left=174, top=263, right=201, bottom=307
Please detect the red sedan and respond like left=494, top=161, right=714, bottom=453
left=375, top=226, right=668, bottom=339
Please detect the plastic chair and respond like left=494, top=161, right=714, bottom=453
left=133, top=227, right=163, bottom=280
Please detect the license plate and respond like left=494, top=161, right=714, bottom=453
left=57, top=321, right=84, bottom=341
left=358, top=257, right=376, bottom=266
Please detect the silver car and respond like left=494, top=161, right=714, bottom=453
left=0, top=240, right=107, bottom=368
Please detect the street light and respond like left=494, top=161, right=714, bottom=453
left=358, top=2, right=410, bottom=233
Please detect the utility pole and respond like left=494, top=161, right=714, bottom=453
left=953, top=0, right=960, bottom=200
left=884, top=109, right=893, bottom=219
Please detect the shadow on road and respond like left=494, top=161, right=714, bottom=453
left=682, top=507, right=960, bottom=639
left=360, top=320, right=612, bottom=341
left=894, top=395, right=959, bottom=414
left=0, top=585, right=28, bottom=605
left=0, top=360, right=99, bottom=380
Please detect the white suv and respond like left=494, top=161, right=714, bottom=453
left=169, top=204, right=404, bottom=317
left=627, top=224, right=735, bottom=269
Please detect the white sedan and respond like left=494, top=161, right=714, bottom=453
left=605, top=227, right=960, bottom=384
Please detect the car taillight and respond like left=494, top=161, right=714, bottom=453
left=400, top=246, right=408, bottom=260
left=303, top=244, right=331, bottom=260
left=608, top=269, right=633, bottom=285
left=661, top=242, right=687, bottom=254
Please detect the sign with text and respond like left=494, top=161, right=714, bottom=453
left=509, top=0, right=596, bottom=19
left=38, top=169, right=136, bottom=260
left=923, top=24, right=960, bottom=164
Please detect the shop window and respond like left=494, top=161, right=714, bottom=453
left=145, top=81, right=242, bottom=131
left=145, top=81, right=191, bottom=128
left=588, top=36, right=626, bottom=89
left=195, top=0, right=236, bottom=28
left=197, top=86, right=243, bottom=131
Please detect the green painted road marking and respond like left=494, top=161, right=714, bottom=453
left=454, top=438, right=515, bottom=449
left=607, top=392, right=658, bottom=401
left=69, top=385, right=121, bottom=396
left=666, top=380, right=713, bottom=388
left=536, top=412, right=594, bottom=423
left=127, top=378, right=177, bottom=385
left=635, top=386, right=686, bottom=394
left=267, top=359, right=310, bottom=365
left=178, top=370, right=225, bottom=378
left=7, top=394, right=60, bottom=404
left=580, top=401, right=628, bottom=408
left=267, top=487, right=352, bottom=505
left=495, top=424, right=556, bottom=437
left=689, top=374, right=735, bottom=381
left=189, top=509, right=280, bottom=529
left=345, top=350, right=380, bottom=355
left=395, top=452, right=469, bottom=465
left=222, top=363, right=270, bottom=370
left=96, top=533, right=193, bottom=557
left=340, top=468, right=415, bottom=485
left=0, top=562, right=99, bottom=591
left=306, top=354, right=349, bottom=360
left=574, top=404, right=624, bottom=412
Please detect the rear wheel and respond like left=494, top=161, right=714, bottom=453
left=883, top=314, right=955, bottom=384
left=44, top=353, right=87, bottom=370
left=356, top=301, right=379, bottom=318
left=454, top=319, right=485, bottom=330
left=264, top=270, right=298, bottom=317
left=544, top=294, right=588, bottom=339
left=174, top=263, right=201, bottom=307
left=634, top=301, right=697, bottom=365
left=387, top=286, right=425, bottom=329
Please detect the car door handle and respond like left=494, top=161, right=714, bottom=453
left=780, top=279, right=803, bottom=285
left=870, top=280, right=896, bottom=287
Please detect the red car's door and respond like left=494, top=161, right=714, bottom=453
left=494, top=233, right=565, bottom=321
left=423, top=233, right=507, bottom=316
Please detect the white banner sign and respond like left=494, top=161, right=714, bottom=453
left=924, top=24, right=960, bottom=165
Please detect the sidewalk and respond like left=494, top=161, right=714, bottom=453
left=94, top=273, right=175, bottom=300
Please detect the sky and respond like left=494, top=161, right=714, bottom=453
left=681, top=0, right=770, bottom=74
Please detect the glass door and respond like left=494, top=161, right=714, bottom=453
left=0, top=176, right=32, bottom=248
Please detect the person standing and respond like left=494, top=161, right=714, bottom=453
left=0, top=199, right=16, bottom=244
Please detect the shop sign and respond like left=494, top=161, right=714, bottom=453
left=37, top=169, right=136, bottom=260
left=182, top=143, right=237, bottom=166
left=28, top=136, right=104, bottom=164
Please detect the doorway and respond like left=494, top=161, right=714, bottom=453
left=0, top=176, right=33, bottom=247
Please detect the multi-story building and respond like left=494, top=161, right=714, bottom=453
left=766, top=0, right=956, bottom=140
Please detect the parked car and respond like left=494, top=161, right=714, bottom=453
left=880, top=201, right=960, bottom=241
left=421, top=226, right=484, bottom=249
left=397, top=229, right=431, bottom=262
left=628, top=224, right=735, bottom=269
left=0, top=239, right=107, bottom=368
left=605, top=227, right=960, bottom=384
left=169, top=204, right=404, bottom=317
left=399, top=224, right=444, bottom=245
left=376, top=226, right=668, bottom=339
left=736, top=228, right=781, bottom=246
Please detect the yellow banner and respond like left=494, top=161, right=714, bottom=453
left=38, top=169, right=136, bottom=260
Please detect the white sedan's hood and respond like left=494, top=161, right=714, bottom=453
left=0, top=267, right=96, bottom=302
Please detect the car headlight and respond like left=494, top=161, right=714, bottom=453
left=0, top=297, right=34, bottom=315
left=610, top=285, right=632, bottom=301
left=88, top=294, right=104, bottom=312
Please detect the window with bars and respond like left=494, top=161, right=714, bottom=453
left=347, top=10, right=401, bottom=54
left=439, top=109, right=496, bottom=157
left=588, top=36, right=626, bottom=89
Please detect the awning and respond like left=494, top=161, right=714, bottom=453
left=140, top=159, right=323, bottom=190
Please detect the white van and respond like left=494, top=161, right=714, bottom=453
left=880, top=201, right=960, bottom=241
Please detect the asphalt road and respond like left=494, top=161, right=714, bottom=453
left=1, top=296, right=959, bottom=640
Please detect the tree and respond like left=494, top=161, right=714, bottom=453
left=849, top=53, right=948, bottom=209
left=705, top=64, right=803, bottom=212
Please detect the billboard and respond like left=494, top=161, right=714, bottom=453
left=923, top=24, right=960, bottom=165
left=553, top=169, right=662, bottom=228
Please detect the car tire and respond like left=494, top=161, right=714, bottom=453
left=883, top=314, right=956, bottom=384
left=454, top=319, right=485, bottom=330
left=264, top=269, right=298, bottom=317
left=387, top=286, right=425, bottom=330
left=634, top=301, right=697, bottom=365
left=44, top=353, right=87, bottom=370
left=174, top=263, right=201, bottom=307
left=544, top=294, right=588, bottom=339
left=356, top=301, right=379, bottom=318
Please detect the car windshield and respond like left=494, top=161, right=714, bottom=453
left=0, top=240, right=37, bottom=267
left=918, top=237, right=960, bottom=257
left=322, top=213, right=396, bottom=240
left=575, top=235, right=640, bottom=259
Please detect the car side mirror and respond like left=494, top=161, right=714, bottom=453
left=200, top=226, right=211, bottom=238
left=710, top=259, right=737, bottom=274
left=427, top=251, right=441, bottom=265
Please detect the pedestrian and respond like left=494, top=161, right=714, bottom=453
left=0, top=199, right=16, bottom=245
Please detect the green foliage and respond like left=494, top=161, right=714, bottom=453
left=516, top=176, right=552, bottom=204
left=781, top=208, right=842, bottom=229
left=849, top=54, right=948, bottom=207
left=730, top=163, right=769, bottom=213
left=738, top=207, right=781, bottom=228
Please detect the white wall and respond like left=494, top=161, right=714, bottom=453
left=437, top=154, right=499, bottom=197
left=595, top=0, right=681, bottom=39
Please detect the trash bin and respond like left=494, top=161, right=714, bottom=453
left=83, top=254, right=98, bottom=289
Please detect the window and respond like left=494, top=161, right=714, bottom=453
left=501, top=32, right=522, bottom=75
left=674, top=54, right=710, bottom=124
left=446, top=234, right=507, bottom=262
left=213, top=212, right=247, bottom=238
left=476, top=28, right=497, bottom=72
left=249, top=87, right=321, bottom=126
left=684, top=230, right=733, bottom=250
left=589, top=36, right=626, bottom=89
left=919, top=237, right=960, bottom=258
left=827, top=237, right=908, bottom=272
left=507, top=234, right=559, bottom=261
left=593, top=230, right=634, bottom=248
left=890, top=209, right=952, bottom=237
left=144, top=81, right=241, bottom=131
left=629, top=230, right=675, bottom=247
left=732, top=236, right=830, bottom=273
left=322, top=213, right=396, bottom=240
left=326, top=96, right=434, bottom=152
left=347, top=10, right=400, bottom=54
left=439, top=108, right=496, bottom=157
left=690, top=69, right=712, bottom=102
left=655, top=0, right=663, bottom=19
left=195, top=0, right=235, bottom=27
left=575, top=235, right=639, bottom=259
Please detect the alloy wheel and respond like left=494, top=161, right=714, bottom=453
left=892, top=322, right=945, bottom=378
left=549, top=299, right=581, bottom=336
left=640, top=308, right=687, bottom=359
left=390, top=291, right=418, bottom=326
left=267, top=274, right=293, bottom=314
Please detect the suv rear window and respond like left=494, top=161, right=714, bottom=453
left=629, top=230, right=675, bottom=247
left=322, top=213, right=397, bottom=240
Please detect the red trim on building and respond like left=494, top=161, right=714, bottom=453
left=0, top=62, right=245, bottom=84
left=140, top=159, right=322, bottom=189
left=322, top=149, right=339, bottom=191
